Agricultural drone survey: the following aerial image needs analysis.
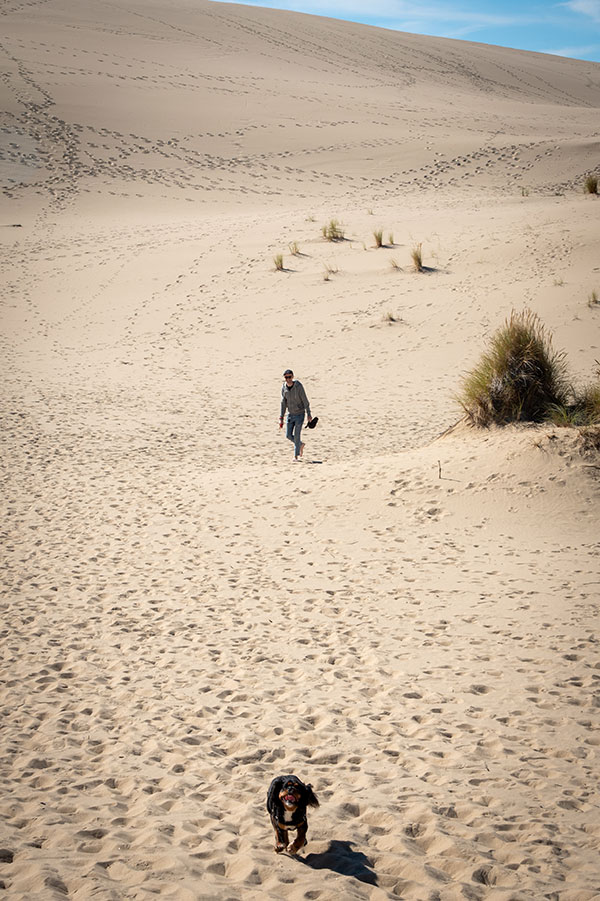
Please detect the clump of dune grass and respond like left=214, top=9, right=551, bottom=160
left=545, top=404, right=584, bottom=427
left=289, top=241, right=300, bottom=255
left=274, top=253, right=284, bottom=271
left=323, top=263, right=338, bottom=281
left=588, top=290, right=599, bottom=307
left=390, top=258, right=401, bottom=271
left=547, top=379, right=600, bottom=427
left=388, top=233, right=394, bottom=246
left=579, top=379, right=600, bottom=423
left=411, top=243, right=423, bottom=272
left=374, top=229, right=383, bottom=248
left=457, top=310, right=570, bottom=427
left=584, top=174, right=598, bottom=195
left=579, top=424, right=600, bottom=454
left=321, top=219, right=344, bottom=241
left=382, top=311, right=398, bottom=323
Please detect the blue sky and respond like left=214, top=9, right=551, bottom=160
left=225, top=0, right=600, bottom=61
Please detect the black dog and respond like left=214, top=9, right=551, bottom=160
left=267, top=774, right=319, bottom=854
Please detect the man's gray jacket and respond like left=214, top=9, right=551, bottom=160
left=280, top=380, right=311, bottom=419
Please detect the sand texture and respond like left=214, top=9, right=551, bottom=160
left=1, top=1, right=600, bottom=898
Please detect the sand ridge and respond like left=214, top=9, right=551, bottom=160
left=1, top=0, right=600, bottom=898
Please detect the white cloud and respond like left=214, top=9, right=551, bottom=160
left=543, top=42, right=600, bottom=57
left=222, top=0, right=534, bottom=30
left=384, top=7, right=529, bottom=37
left=562, top=0, right=600, bottom=22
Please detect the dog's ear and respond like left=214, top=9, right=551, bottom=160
left=303, top=783, right=319, bottom=808
left=267, top=776, right=285, bottom=812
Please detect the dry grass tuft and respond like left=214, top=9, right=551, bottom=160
left=584, top=174, right=598, bottom=195
left=547, top=382, right=600, bottom=427
left=411, top=243, right=423, bottom=272
left=322, top=219, right=344, bottom=241
left=579, top=425, right=600, bottom=455
left=273, top=253, right=284, bottom=271
left=457, top=310, right=570, bottom=427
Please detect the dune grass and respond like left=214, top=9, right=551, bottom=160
left=321, top=219, right=344, bottom=241
left=373, top=229, right=393, bottom=248
left=457, top=310, right=570, bottom=426
left=411, top=243, right=423, bottom=272
left=273, top=253, right=284, bottom=271
left=547, top=377, right=600, bottom=427
left=579, top=424, right=600, bottom=454
left=584, top=174, right=598, bottom=195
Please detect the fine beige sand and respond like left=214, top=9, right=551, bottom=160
left=1, top=1, right=600, bottom=899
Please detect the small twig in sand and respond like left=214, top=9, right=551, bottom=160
left=437, top=461, right=461, bottom=482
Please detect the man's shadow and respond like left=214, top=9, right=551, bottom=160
left=297, top=840, right=377, bottom=885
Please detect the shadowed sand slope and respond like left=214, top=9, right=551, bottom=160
left=1, top=1, right=600, bottom=899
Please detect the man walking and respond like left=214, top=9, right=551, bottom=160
left=279, top=369, right=312, bottom=461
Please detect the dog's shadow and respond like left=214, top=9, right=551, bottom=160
left=298, top=840, right=377, bottom=885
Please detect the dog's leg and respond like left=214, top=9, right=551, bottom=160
left=272, top=817, right=288, bottom=853
left=288, top=823, right=308, bottom=855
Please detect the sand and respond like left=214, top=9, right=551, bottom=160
left=1, top=1, right=600, bottom=898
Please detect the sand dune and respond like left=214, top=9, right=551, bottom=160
left=1, top=1, right=599, bottom=898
